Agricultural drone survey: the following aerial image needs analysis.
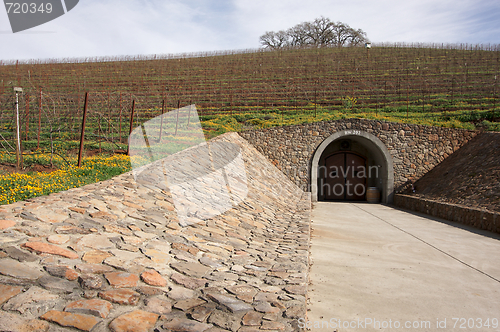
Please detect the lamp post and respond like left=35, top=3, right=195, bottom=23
left=365, top=42, right=371, bottom=60
left=13, top=87, right=23, bottom=170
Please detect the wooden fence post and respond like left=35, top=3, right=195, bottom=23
left=174, top=100, right=180, bottom=136
left=37, top=88, right=41, bottom=150
left=119, top=92, right=122, bottom=143
left=14, top=90, right=22, bottom=170
left=25, top=93, right=29, bottom=141
left=77, top=92, right=89, bottom=168
left=158, top=98, right=165, bottom=142
left=127, top=100, right=136, bottom=155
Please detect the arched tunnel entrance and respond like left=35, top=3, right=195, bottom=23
left=311, top=130, right=394, bottom=203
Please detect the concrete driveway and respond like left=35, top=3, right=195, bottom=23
left=307, top=202, right=500, bottom=332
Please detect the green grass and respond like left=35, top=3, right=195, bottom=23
left=199, top=103, right=499, bottom=138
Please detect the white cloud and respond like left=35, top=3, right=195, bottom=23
left=0, top=0, right=499, bottom=61
left=236, top=0, right=500, bottom=45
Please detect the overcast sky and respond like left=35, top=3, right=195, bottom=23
left=1, top=0, right=500, bottom=61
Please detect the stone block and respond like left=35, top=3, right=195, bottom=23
left=40, top=310, right=101, bottom=331
left=109, top=310, right=159, bottom=332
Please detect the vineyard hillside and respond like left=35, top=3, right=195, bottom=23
left=0, top=44, right=499, bottom=146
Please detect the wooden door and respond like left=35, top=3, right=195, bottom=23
left=322, top=153, right=345, bottom=200
left=322, top=152, right=366, bottom=200
left=345, top=153, right=366, bottom=200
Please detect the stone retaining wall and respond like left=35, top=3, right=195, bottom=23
left=406, top=132, right=500, bottom=213
left=239, top=119, right=477, bottom=193
left=394, top=194, right=500, bottom=234
left=0, top=133, right=311, bottom=332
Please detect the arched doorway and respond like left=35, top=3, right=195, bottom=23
left=311, top=130, right=394, bottom=203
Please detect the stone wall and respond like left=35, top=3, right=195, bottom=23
left=239, top=118, right=477, bottom=193
left=394, top=194, right=500, bottom=234
left=403, top=132, right=500, bottom=213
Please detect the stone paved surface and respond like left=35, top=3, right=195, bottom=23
left=0, top=133, right=311, bottom=332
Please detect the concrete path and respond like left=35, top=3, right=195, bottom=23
left=307, top=202, right=500, bottom=332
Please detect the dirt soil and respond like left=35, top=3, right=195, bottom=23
left=405, top=132, right=500, bottom=213
left=0, top=149, right=126, bottom=175
left=0, top=163, right=59, bottom=174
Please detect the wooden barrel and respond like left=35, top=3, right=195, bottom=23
left=366, top=187, right=380, bottom=203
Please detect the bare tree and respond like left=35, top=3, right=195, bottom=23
left=347, top=28, right=369, bottom=46
left=306, top=17, right=335, bottom=47
left=259, top=30, right=290, bottom=50
left=331, top=22, right=368, bottom=47
left=259, top=17, right=369, bottom=49
left=287, top=23, right=310, bottom=47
